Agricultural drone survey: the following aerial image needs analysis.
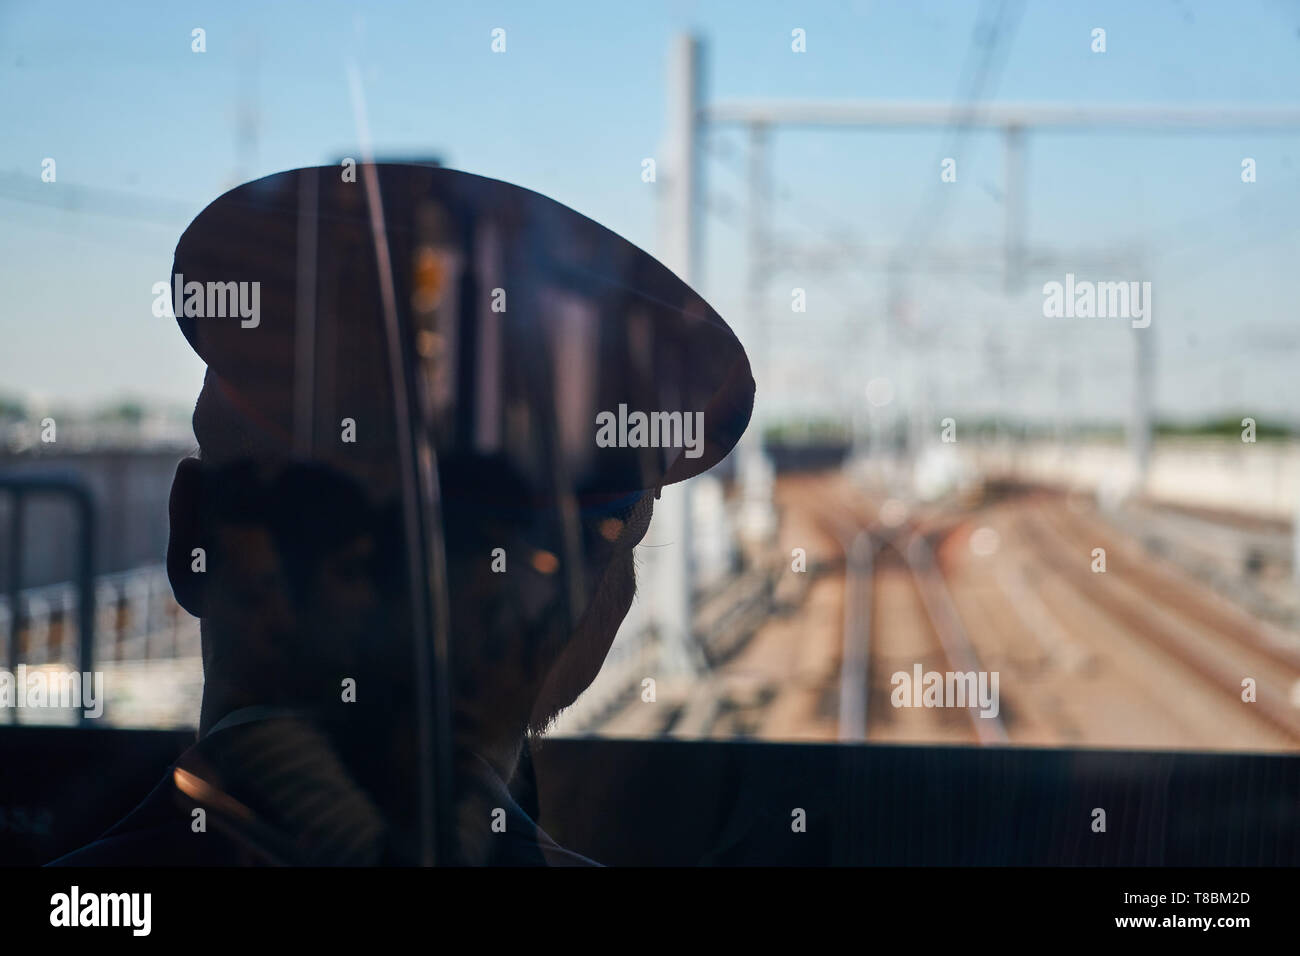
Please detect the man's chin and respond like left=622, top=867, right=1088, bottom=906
left=525, top=643, right=609, bottom=734
left=525, top=708, right=564, bottom=739
left=526, top=549, right=637, bottom=734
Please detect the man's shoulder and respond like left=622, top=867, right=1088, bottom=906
left=48, top=754, right=246, bottom=867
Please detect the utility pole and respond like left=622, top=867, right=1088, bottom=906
left=1128, top=241, right=1153, bottom=497
left=1003, top=124, right=1025, bottom=293
left=1130, top=314, right=1153, bottom=495
left=735, top=120, right=777, bottom=550
left=652, top=33, right=704, bottom=677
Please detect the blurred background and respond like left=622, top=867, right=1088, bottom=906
left=3, top=0, right=1300, bottom=752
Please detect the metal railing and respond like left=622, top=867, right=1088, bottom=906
left=0, top=564, right=200, bottom=669
left=0, top=475, right=95, bottom=682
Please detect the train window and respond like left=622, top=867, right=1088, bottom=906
left=1, top=2, right=1297, bottom=883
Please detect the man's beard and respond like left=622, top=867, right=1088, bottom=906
left=526, top=546, right=639, bottom=736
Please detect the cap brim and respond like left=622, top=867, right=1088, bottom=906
left=172, top=164, right=753, bottom=501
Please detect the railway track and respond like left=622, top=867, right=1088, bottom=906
left=810, top=478, right=1005, bottom=745
left=812, top=476, right=1299, bottom=751
left=583, top=472, right=1300, bottom=751
left=1017, top=495, right=1300, bottom=745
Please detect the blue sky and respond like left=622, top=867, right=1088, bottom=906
left=2, top=0, right=1299, bottom=423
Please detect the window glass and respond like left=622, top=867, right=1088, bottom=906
left=2, top=3, right=1297, bottom=869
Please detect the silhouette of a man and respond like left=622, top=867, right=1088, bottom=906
left=53, top=164, right=752, bottom=865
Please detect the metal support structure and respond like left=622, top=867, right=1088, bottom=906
left=5, top=487, right=22, bottom=673
left=664, top=33, right=704, bottom=283
left=765, top=242, right=1138, bottom=277
left=676, top=37, right=1300, bottom=587
left=702, top=100, right=1300, bottom=131
left=0, top=475, right=97, bottom=725
left=733, top=121, right=777, bottom=548
left=1004, top=124, right=1025, bottom=293
left=652, top=33, right=704, bottom=677
left=1130, top=263, right=1154, bottom=495
left=746, top=121, right=769, bottom=349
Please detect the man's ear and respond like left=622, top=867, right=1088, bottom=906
left=167, top=457, right=205, bottom=617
